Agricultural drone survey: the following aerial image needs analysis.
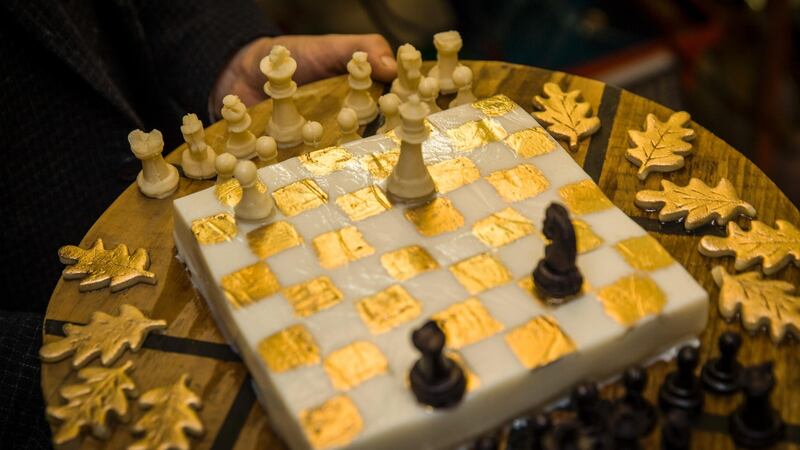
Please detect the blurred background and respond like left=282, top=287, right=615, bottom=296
left=257, top=0, right=800, bottom=205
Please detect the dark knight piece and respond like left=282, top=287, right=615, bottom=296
left=533, top=203, right=584, bottom=301
left=409, top=320, right=466, bottom=408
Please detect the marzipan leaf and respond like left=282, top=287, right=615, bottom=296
left=625, top=111, right=695, bottom=180
left=532, top=82, right=600, bottom=151
left=58, top=238, right=157, bottom=291
left=129, top=374, right=204, bottom=450
left=700, top=220, right=800, bottom=275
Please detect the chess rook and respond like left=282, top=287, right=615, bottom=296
left=386, top=95, right=436, bottom=204
left=343, top=51, right=378, bottom=125
left=180, top=113, right=216, bottom=180
left=128, top=129, right=179, bottom=199
left=418, top=76, right=442, bottom=113
left=729, top=362, right=784, bottom=448
left=409, top=320, right=466, bottom=408
left=233, top=160, right=274, bottom=221
left=701, top=331, right=743, bottom=394
left=533, top=203, right=584, bottom=301
left=260, top=45, right=306, bottom=149
left=449, top=65, right=477, bottom=108
left=391, top=43, right=422, bottom=101
left=658, top=346, right=704, bottom=415
left=337, top=108, right=360, bottom=145
left=255, top=136, right=278, bottom=164
left=221, top=94, right=256, bottom=160
left=377, top=93, right=402, bottom=134
left=302, top=121, right=323, bottom=148
left=427, top=30, right=463, bottom=94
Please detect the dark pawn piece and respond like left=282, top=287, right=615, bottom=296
left=530, top=413, right=551, bottom=450
left=618, top=366, right=657, bottom=437
left=572, top=383, right=611, bottom=439
left=662, top=410, right=691, bottom=450
left=659, top=346, right=704, bottom=415
left=409, top=320, right=466, bottom=408
left=729, top=362, right=784, bottom=448
left=610, top=404, right=642, bottom=450
left=533, top=203, right=584, bottom=301
left=701, top=331, right=743, bottom=394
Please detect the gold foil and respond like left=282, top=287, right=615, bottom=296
left=471, top=94, right=516, bottom=117
left=128, top=374, right=203, bottom=450
left=356, top=285, right=422, bottom=334
left=404, top=197, right=465, bottom=237
left=380, top=245, right=438, bottom=281
left=450, top=253, right=512, bottom=294
left=215, top=178, right=266, bottom=207
left=428, top=157, right=481, bottom=193
left=272, top=179, right=328, bottom=217
left=472, top=207, right=536, bottom=248
left=247, top=221, right=302, bottom=259
left=299, top=146, right=353, bottom=176
left=596, top=275, right=666, bottom=326
left=446, top=118, right=508, bottom=152
left=486, top=164, right=549, bottom=202
left=446, top=351, right=480, bottom=391
left=312, top=226, right=374, bottom=269
left=323, top=341, right=388, bottom=391
left=191, top=212, right=237, bottom=245
left=573, top=220, right=603, bottom=254
left=505, top=315, right=576, bottom=369
left=335, top=185, right=392, bottom=221
left=558, top=180, right=613, bottom=215
left=283, top=276, right=343, bottom=318
left=299, top=395, right=363, bottom=450
left=504, top=128, right=556, bottom=158
left=432, top=298, right=503, bottom=349
left=614, top=235, right=673, bottom=271
left=221, top=262, right=280, bottom=309
left=258, top=324, right=320, bottom=372
left=362, top=149, right=400, bottom=179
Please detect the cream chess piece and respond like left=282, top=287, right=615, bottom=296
left=215, top=153, right=238, bottom=186
left=233, top=160, right=274, bottom=221
left=221, top=95, right=256, bottom=160
left=337, top=108, right=360, bottom=145
left=180, top=113, right=216, bottom=180
left=302, top=121, right=323, bottom=148
left=343, top=51, right=378, bottom=125
left=418, top=77, right=442, bottom=113
left=449, top=66, right=478, bottom=108
left=260, top=45, right=306, bottom=149
left=377, top=93, right=402, bottom=134
left=128, top=129, right=179, bottom=199
left=255, top=136, right=278, bottom=164
left=427, top=31, right=464, bottom=94
left=391, top=43, right=422, bottom=101
left=386, top=95, right=435, bottom=204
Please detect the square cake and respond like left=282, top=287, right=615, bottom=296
left=172, top=95, right=708, bottom=450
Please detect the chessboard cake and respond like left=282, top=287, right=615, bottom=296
left=172, top=95, right=708, bottom=450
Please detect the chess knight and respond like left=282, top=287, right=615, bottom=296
left=533, top=203, right=584, bottom=301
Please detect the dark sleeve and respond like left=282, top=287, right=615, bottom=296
left=133, top=0, right=280, bottom=121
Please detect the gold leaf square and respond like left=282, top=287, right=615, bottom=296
left=362, top=149, right=400, bottom=179
left=432, top=298, right=504, bottom=348
left=471, top=95, right=516, bottom=117
left=486, top=164, right=549, bottom=202
left=312, top=226, right=374, bottom=269
left=428, top=157, right=481, bottom=194
left=380, top=245, right=438, bottom=281
left=404, top=197, right=465, bottom=237
left=505, top=315, right=576, bottom=369
left=504, top=128, right=556, bottom=158
left=323, top=341, right=388, bottom=391
left=300, top=395, right=363, bottom=450
left=247, top=221, right=302, bottom=259
left=335, top=186, right=392, bottom=222
left=356, top=285, right=422, bottom=334
left=614, top=235, right=673, bottom=271
left=221, top=262, right=280, bottom=309
left=191, top=212, right=237, bottom=245
left=299, top=146, right=353, bottom=176
left=273, top=179, right=328, bottom=217
left=472, top=207, right=536, bottom=248
left=573, top=220, right=603, bottom=254
left=215, top=178, right=266, bottom=207
left=596, top=275, right=666, bottom=326
left=446, top=118, right=508, bottom=151
left=558, top=180, right=613, bottom=215
left=283, top=276, right=343, bottom=317
left=449, top=253, right=512, bottom=294
left=446, top=350, right=480, bottom=391
left=258, top=324, right=320, bottom=372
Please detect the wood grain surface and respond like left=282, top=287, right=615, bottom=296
left=42, top=61, right=800, bottom=449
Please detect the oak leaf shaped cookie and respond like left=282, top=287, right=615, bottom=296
left=59, top=238, right=157, bottom=291
left=635, top=178, right=756, bottom=230
left=40, top=304, right=166, bottom=368
left=47, top=360, right=138, bottom=444
left=532, top=82, right=600, bottom=151
left=129, top=374, right=204, bottom=450
left=700, top=220, right=800, bottom=275
left=625, top=111, right=695, bottom=180
left=712, top=266, right=800, bottom=342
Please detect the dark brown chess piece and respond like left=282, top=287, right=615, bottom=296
left=701, top=331, right=742, bottom=395
left=729, top=362, right=784, bottom=448
left=533, top=203, right=584, bottom=302
left=658, top=346, right=704, bottom=415
left=409, top=320, right=466, bottom=408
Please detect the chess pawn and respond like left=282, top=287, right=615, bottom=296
left=427, top=30, right=463, bottom=94
left=377, top=93, right=402, bottom=134
left=128, top=129, right=179, bottom=199
left=215, top=152, right=237, bottom=185
left=342, top=51, right=378, bottom=125
left=221, top=95, right=256, bottom=160
left=409, top=320, right=466, bottom=408
left=302, top=121, right=323, bottom=148
left=418, top=76, right=441, bottom=113
left=386, top=95, right=436, bottom=204
left=180, top=113, right=216, bottom=180
left=260, top=45, right=306, bottom=148
left=658, top=346, right=704, bottom=415
left=255, top=136, right=278, bottom=165
left=729, top=362, right=784, bottom=448
left=391, top=43, right=422, bottom=101
left=337, top=108, right=360, bottom=145
left=233, top=160, right=274, bottom=221
left=449, top=65, right=478, bottom=108
left=701, top=331, right=743, bottom=395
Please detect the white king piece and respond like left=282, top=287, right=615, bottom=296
left=260, top=45, right=307, bottom=149
left=386, top=95, right=436, bottom=204
left=427, top=30, right=464, bottom=94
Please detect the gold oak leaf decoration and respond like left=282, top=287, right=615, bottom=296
left=129, top=374, right=204, bottom=450
left=625, top=111, right=695, bottom=180
left=699, top=220, right=800, bottom=275
left=58, top=238, right=157, bottom=292
left=47, top=360, right=138, bottom=445
left=712, top=266, right=800, bottom=343
left=40, top=304, right=167, bottom=368
left=635, top=178, right=756, bottom=230
left=531, top=82, right=600, bottom=151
